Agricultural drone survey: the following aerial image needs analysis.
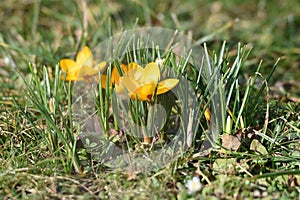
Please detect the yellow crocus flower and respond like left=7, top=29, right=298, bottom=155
left=101, top=62, right=141, bottom=92
left=118, top=62, right=179, bottom=101
left=60, top=46, right=106, bottom=81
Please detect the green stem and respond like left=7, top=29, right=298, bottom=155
left=145, top=102, right=155, bottom=144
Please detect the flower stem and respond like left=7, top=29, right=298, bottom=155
left=145, top=101, right=155, bottom=144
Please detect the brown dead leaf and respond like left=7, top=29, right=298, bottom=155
left=221, top=131, right=242, bottom=151
left=126, top=172, right=137, bottom=181
left=287, top=175, right=299, bottom=187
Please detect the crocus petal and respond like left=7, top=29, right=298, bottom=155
left=140, top=62, right=160, bottom=83
left=65, top=74, right=84, bottom=81
left=124, top=62, right=143, bottom=80
left=100, top=74, right=110, bottom=89
left=126, top=62, right=140, bottom=71
left=60, top=59, right=79, bottom=73
left=101, top=64, right=128, bottom=89
left=61, top=70, right=84, bottom=81
left=96, top=61, right=107, bottom=72
left=118, top=76, right=140, bottom=94
left=76, top=46, right=93, bottom=67
left=59, top=46, right=108, bottom=82
left=79, top=66, right=97, bottom=77
left=156, top=79, right=179, bottom=95
left=133, top=82, right=157, bottom=101
left=111, top=67, right=121, bottom=84
left=110, top=63, right=141, bottom=84
left=60, top=59, right=82, bottom=80
left=82, top=61, right=107, bottom=77
left=204, top=108, right=211, bottom=122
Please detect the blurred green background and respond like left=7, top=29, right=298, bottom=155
left=1, top=0, right=299, bottom=100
